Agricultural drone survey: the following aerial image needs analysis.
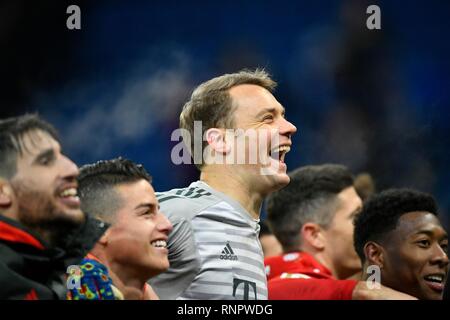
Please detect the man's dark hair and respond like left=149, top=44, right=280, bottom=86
left=267, top=164, right=354, bottom=252
left=353, top=188, right=439, bottom=263
left=78, top=157, right=152, bottom=222
left=0, top=114, right=59, bottom=179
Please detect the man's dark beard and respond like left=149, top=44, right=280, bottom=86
left=20, top=207, right=84, bottom=248
left=13, top=182, right=84, bottom=248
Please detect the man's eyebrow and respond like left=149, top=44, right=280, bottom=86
left=33, top=148, right=55, bottom=164
left=134, top=203, right=158, bottom=211
left=255, top=106, right=286, bottom=118
left=414, top=230, right=433, bottom=236
left=413, top=230, right=448, bottom=239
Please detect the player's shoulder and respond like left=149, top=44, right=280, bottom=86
left=264, top=254, right=283, bottom=266
left=156, top=181, right=222, bottom=221
left=265, top=252, right=301, bottom=266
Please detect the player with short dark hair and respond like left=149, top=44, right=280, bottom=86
left=266, top=164, right=361, bottom=280
left=354, top=188, right=449, bottom=300
left=78, top=157, right=152, bottom=223
left=74, top=158, right=172, bottom=300
left=0, top=114, right=106, bottom=299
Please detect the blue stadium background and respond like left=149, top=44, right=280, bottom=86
left=1, top=0, right=449, bottom=225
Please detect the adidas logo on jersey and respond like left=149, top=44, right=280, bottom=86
left=220, top=242, right=238, bottom=261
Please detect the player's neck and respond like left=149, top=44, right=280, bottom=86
left=200, top=171, right=262, bottom=220
left=107, top=261, right=147, bottom=300
left=300, top=245, right=339, bottom=279
left=92, top=247, right=146, bottom=299
left=313, top=252, right=340, bottom=279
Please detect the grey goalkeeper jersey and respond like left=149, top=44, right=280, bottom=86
left=149, top=181, right=267, bottom=300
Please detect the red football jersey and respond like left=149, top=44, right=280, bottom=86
left=265, top=251, right=357, bottom=300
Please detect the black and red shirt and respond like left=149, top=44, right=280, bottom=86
left=0, top=215, right=107, bottom=300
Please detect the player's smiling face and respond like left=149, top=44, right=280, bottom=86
left=380, top=211, right=449, bottom=300
left=10, top=129, right=85, bottom=231
left=103, top=179, right=173, bottom=279
left=227, top=84, right=297, bottom=193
